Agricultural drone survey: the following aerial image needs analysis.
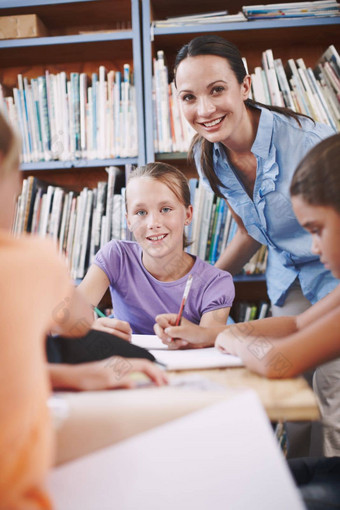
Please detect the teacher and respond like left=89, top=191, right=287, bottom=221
left=173, top=34, right=339, bottom=456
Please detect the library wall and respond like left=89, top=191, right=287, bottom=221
left=1, top=0, right=339, bottom=319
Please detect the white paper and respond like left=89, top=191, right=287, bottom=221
left=132, top=334, right=168, bottom=350
left=150, top=346, right=244, bottom=370
left=132, top=335, right=244, bottom=369
left=48, top=390, right=304, bottom=510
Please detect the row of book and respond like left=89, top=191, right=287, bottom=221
left=242, top=1, right=340, bottom=20
left=231, top=300, right=271, bottom=323
left=251, top=46, right=340, bottom=131
left=153, top=11, right=247, bottom=28
left=153, top=1, right=340, bottom=28
left=153, top=45, right=340, bottom=153
left=12, top=167, right=130, bottom=279
left=12, top=169, right=267, bottom=280
left=153, top=50, right=195, bottom=153
left=153, top=0, right=340, bottom=28
left=100, top=299, right=272, bottom=322
left=186, top=178, right=267, bottom=274
left=0, top=65, right=138, bottom=163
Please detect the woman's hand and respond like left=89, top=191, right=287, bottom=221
left=49, top=357, right=168, bottom=391
left=154, top=314, right=215, bottom=349
left=92, top=317, right=132, bottom=342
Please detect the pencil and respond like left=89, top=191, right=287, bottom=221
left=175, top=274, right=193, bottom=326
left=93, top=306, right=106, bottom=318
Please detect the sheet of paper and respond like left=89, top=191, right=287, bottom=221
left=168, top=373, right=227, bottom=391
left=150, top=346, right=244, bottom=370
left=132, top=334, right=168, bottom=350
left=132, top=335, right=244, bottom=369
left=48, top=390, right=304, bottom=510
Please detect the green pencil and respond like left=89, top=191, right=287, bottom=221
left=93, top=306, right=106, bottom=318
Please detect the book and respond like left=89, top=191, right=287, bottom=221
left=274, top=58, right=295, bottom=109
left=262, top=49, right=284, bottom=107
left=153, top=10, right=247, bottom=27
left=59, top=191, right=74, bottom=254
left=77, top=190, right=93, bottom=278
left=243, top=1, right=340, bottom=19
left=49, top=187, right=64, bottom=243
left=208, top=198, right=226, bottom=264
left=190, top=180, right=206, bottom=255
left=2, top=65, right=138, bottom=164
left=196, top=189, right=214, bottom=260
left=37, top=75, right=51, bottom=161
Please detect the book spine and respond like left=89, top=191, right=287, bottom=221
left=70, top=72, right=81, bottom=158
left=79, top=72, right=87, bottom=158
left=37, top=76, right=51, bottom=160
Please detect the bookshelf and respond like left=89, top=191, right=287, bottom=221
left=0, top=0, right=146, bottom=191
left=3, top=1, right=340, bottom=319
left=142, top=0, right=340, bottom=162
left=141, top=0, right=340, bottom=317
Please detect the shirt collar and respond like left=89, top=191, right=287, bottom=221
left=213, top=105, right=274, bottom=161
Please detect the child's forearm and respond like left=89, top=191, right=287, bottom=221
left=225, top=316, right=298, bottom=341
left=48, top=363, right=79, bottom=390
left=51, top=287, right=94, bottom=338
left=216, top=308, right=340, bottom=379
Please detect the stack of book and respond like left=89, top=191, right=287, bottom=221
left=13, top=171, right=267, bottom=279
left=12, top=166, right=130, bottom=279
left=232, top=300, right=270, bottom=322
left=0, top=64, right=138, bottom=164
left=243, top=1, right=340, bottom=20
left=153, top=45, right=340, bottom=153
left=153, top=11, right=247, bottom=28
left=251, top=46, right=340, bottom=131
left=185, top=178, right=267, bottom=274
left=153, top=50, right=196, bottom=154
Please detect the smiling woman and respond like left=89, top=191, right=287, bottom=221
left=175, top=54, right=253, bottom=151
left=78, top=162, right=235, bottom=339
left=173, top=35, right=337, bottom=312
left=169, top=34, right=340, bottom=457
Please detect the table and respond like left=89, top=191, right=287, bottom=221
left=54, top=366, right=319, bottom=466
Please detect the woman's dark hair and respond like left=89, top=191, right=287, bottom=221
left=290, top=133, right=340, bottom=214
left=174, top=35, right=314, bottom=197
left=126, top=161, right=192, bottom=247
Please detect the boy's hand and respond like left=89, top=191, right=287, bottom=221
left=92, top=318, right=132, bottom=342
left=49, top=357, right=168, bottom=391
left=154, top=314, right=214, bottom=349
left=215, top=329, right=236, bottom=355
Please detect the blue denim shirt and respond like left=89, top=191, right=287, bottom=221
left=195, top=105, right=338, bottom=305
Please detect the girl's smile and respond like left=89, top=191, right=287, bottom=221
left=126, top=176, right=193, bottom=280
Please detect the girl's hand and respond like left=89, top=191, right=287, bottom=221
left=49, top=357, right=168, bottom=391
left=92, top=317, right=132, bottom=342
left=154, top=314, right=214, bottom=349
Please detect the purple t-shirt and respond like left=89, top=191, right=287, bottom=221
left=94, top=240, right=235, bottom=334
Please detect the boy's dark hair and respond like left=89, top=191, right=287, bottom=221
left=290, top=133, right=340, bottom=214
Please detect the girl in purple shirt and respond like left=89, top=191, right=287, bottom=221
left=79, top=162, right=234, bottom=342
